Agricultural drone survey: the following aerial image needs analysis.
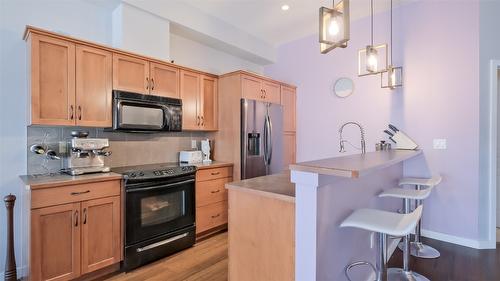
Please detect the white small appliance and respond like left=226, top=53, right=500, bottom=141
left=201, top=139, right=212, bottom=163
left=179, top=150, right=203, bottom=164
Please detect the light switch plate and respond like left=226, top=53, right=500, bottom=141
left=433, top=139, right=447, bottom=150
left=191, top=140, right=197, bottom=149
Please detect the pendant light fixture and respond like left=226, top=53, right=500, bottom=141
left=319, top=0, right=350, bottom=54
left=381, top=0, right=403, bottom=89
left=358, top=0, right=387, bottom=76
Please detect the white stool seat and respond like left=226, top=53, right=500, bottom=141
left=399, top=175, right=442, bottom=188
left=340, top=205, right=423, bottom=237
left=379, top=187, right=432, bottom=200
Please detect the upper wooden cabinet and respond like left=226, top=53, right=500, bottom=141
left=29, top=34, right=76, bottom=125
left=180, top=70, right=218, bottom=131
left=112, top=54, right=149, bottom=94
left=281, top=85, right=296, bottom=132
left=241, top=74, right=280, bottom=104
left=76, top=45, right=112, bottom=127
left=150, top=62, right=180, bottom=98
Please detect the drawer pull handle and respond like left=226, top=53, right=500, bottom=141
left=211, top=172, right=220, bottom=176
left=211, top=214, right=220, bottom=219
left=210, top=189, right=220, bottom=194
left=70, top=190, right=90, bottom=196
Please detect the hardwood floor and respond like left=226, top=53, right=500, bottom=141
left=388, top=237, right=500, bottom=281
left=105, top=233, right=228, bottom=281
left=103, top=232, right=499, bottom=281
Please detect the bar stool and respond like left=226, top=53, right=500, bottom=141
left=398, top=175, right=442, bottom=259
left=340, top=205, right=427, bottom=281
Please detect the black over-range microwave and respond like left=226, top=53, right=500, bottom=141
left=112, top=90, right=182, bottom=132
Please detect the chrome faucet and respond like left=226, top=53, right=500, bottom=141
left=339, top=122, right=366, bottom=154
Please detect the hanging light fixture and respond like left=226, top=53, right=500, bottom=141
left=358, top=0, right=387, bottom=76
left=319, top=0, right=350, bottom=54
left=381, top=0, right=403, bottom=89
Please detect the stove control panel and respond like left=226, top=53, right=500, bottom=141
left=124, top=165, right=197, bottom=180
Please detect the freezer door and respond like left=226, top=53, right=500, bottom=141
left=241, top=99, right=283, bottom=180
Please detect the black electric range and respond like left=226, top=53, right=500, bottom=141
left=112, top=163, right=197, bottom=271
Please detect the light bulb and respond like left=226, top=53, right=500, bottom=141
left=329, top=18, right=340, bottom=36
left=366, top=46, right=378, bottom=72
left=389, top=70, right=396, bottom=87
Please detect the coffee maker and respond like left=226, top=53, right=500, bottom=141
left=62, top=131, right=111, bottom=176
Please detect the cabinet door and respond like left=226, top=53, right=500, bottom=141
left=241, top=74, right=263, bottom=101
left=262, top=80, right=281, bottom=104
left=75, top=45, right=112, bottom=127
left=200, top=75, right=218, bottom=131
left=112, top=53, right=149, bottom=94
left=150, top=62, right=180, bottom=98
left=281, top=86, right=296, bottom=132
left=81, top=196, right=121, bottom=274
left=30, top=34, right=76, bottom=125
left=180, top=70, right=201, bottom=130
left=283, top=132, right=296, bottom=170
left=31, top=203, right=81, bottom=281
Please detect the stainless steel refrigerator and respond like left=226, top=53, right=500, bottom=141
left=241, top=99, right=283, bottom=180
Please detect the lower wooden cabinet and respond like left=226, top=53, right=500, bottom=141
left=195, top=165, right=232, bottom=238
left=30, top=180, right=122, bottom=281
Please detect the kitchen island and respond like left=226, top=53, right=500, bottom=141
left=226, top=150, right=421, bottom=281
left=291, top=149, right=421, bottom=281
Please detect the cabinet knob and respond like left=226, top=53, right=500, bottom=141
left=201, top=116, right=204, bottom=126
left=146, top=77, right=149, bottom=90
left=74, top=210, right=79, bottom=227
left=151, top=78, right=155, bottom=90
left=70, top=105, right=74, bottom=120
left=78, top=106, right=82, bottom=120
left=211, top=214, right=220, bottom=219
left=83, top=208, right=87, bottom=225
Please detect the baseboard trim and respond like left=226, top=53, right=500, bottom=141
left=421, top=229, right=494, bottom=249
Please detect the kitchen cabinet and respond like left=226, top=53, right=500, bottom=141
left=29, top=34, right=76, bottom=126
left=112, top=53, right=149, bottom=94
left=241, top=74, right=281, bottom=104
left=81, top=196, right=121, bottom=274
left=195, top=165, right=233, bottom=238
left=31, top=203, right=81, bottom=281
left=283, top=132, right=297, bottom=168
left=150, top=62, right=180, bottom=98
left=76, top=45, right=112, bottom=127
left=180, top=70, right=219, bottom=131
left=29, top=180, right=122, bottom=281
left=281, top=85, right=296, bottom=132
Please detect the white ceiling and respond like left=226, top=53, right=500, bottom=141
left=182, top=0, right=409, bottom=47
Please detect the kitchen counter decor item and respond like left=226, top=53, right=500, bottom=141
left=4, top=194, right=18, bottom=281
left=385, top=124, right=418, bottom=150
left=319, top=0, right=350, bottom=54
left=334, top=77, right=354, bottom=98
left=201, top=139, right=212, bottom=163
left=375, top=140, right=391, bottom=151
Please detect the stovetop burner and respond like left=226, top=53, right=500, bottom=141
left=112, top=162, right=197, bottom=181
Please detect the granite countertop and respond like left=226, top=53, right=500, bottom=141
left=20, top=172, right=123, bottom=190
left=225, top=172, right=295, bottom=202
left=290, top=150, right=422, bottom=178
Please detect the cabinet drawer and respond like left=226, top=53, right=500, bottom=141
left=31, top=180, right=121, bottom=209
left=196, top=201, right=228, bottom=234
left=196, top=178, right=231, bottom=207
left=196, top=166, right=232, bottom=182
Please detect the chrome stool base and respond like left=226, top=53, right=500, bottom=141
left=387, top=268, right=430, bottom=281
left=398, top=242, right=440, bottom=259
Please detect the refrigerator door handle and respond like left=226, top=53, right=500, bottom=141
left=263, top=113, right=273, bottom=166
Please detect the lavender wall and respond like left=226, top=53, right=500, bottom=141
left=265, top=1, right=481, bottom=241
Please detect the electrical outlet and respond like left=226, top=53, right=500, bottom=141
left=191, top=140, right=197, bottom=149
left=370, top=232, right=375, bottom=249
left=433, top=139, right=447, bottom=150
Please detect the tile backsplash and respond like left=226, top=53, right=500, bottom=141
left=27, top=126, right=212, bottom=175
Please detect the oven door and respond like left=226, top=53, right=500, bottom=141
left=125, top=176, right=195, bottom=245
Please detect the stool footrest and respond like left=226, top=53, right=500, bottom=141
left=345, top=261, right=376, bottom=281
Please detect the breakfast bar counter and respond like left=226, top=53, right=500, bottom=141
left=290, top=150, right=422, bottom=281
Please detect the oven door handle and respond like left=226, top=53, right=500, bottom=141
left=126, top=179, right=195, bottom=193
left=136, top=232, right=189, bottom=253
